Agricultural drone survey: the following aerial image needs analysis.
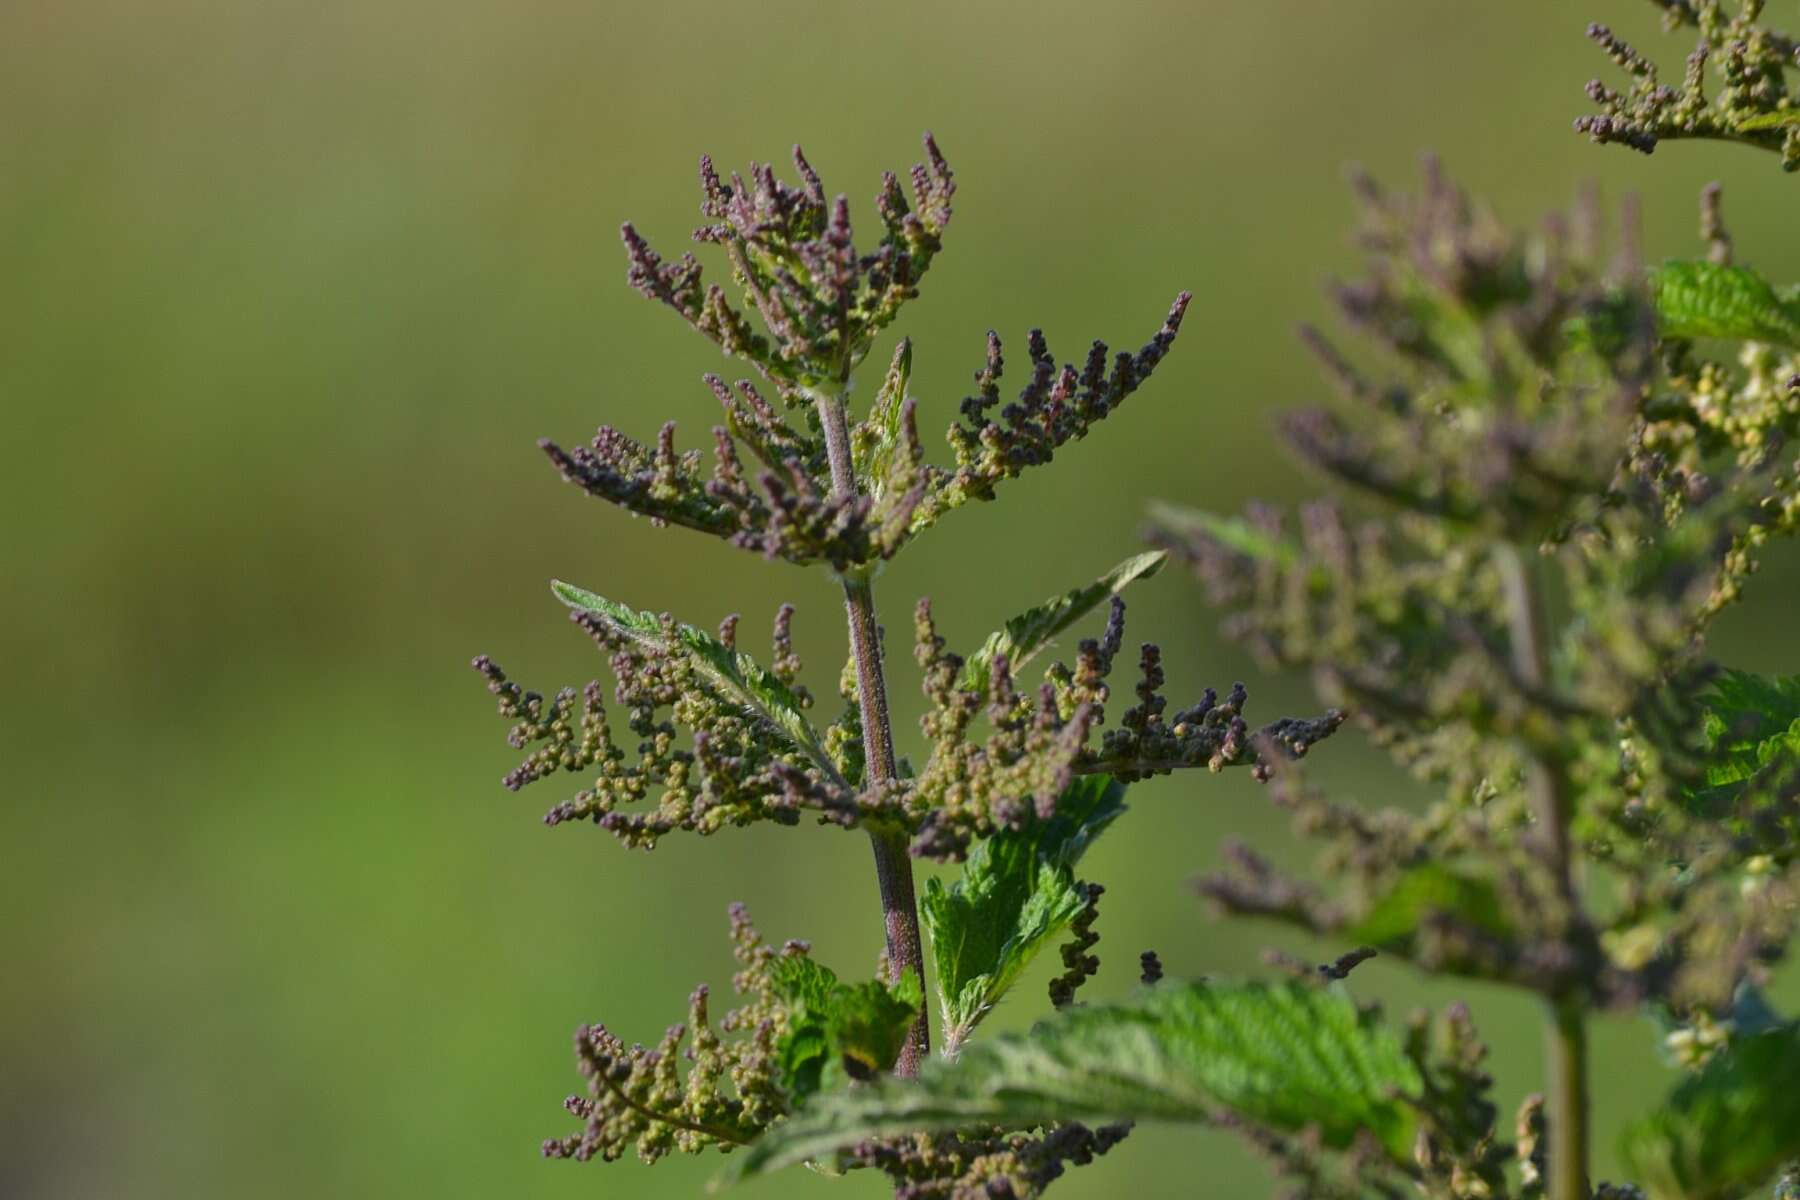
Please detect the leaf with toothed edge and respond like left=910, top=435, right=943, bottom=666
left=922, top=775, right=1128, bottom=1052
left=1648, top=260, right=1800, bottom=349
left=1681, top=669, right=1800, bottom=818
left=551, top=580, right=840, bottom=784
left=715, top=979, right=1426, bottom=1187
left=767, top=956, right=921, bottom=1103
left=961, top=551, right=1168, bottom=695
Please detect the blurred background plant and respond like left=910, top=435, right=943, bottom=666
left=6, top=2, right=1800, bottom=1198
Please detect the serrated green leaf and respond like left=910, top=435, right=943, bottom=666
left=1349, top=864, right=1512, bottom=949
left=1030, top=771, right=1128, bottom=868
left=961, top=552, right=1167, bottom=694
left=887, top=960, right=924, bottom=1011
left=767, top=956, right=920, bottom=1103
left=769, top=957, right=843, bottom=1101
left=1699, top=671, right=1800, bottom=757
left=922, top=776, right=1128, bottom=1051
left=1683, top=670, right=1800, bottom=816
left=718, top=980, right=1425, bottom=1186
left=551, top=580, right=840, bottom=784
left=1649, top=261, right=1800, bottom=350
left=1622, top=1023, right=1800, bottom=1200
left=1737, top=110, right=1800, bottom=132
left=770, top=956, right=842, bottom=1011
left=775, top=1024, right=832, bottom=1103
left=828, top=981, right=919, bottom=1082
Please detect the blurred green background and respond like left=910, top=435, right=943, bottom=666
left=6, top=1, right=1799, bottom=1196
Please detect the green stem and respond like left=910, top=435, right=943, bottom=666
left=812, top=383, right=931, bottom=1076
left=1495, top=542, right=1588, bottom=1200
left=1546, top=996, right=1590, bottom=1200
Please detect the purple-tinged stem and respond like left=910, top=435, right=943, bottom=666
left=813, top=381, right=930, bottom=1075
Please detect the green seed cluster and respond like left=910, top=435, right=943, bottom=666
left=908, top=597, right=1107, bottom=860
left=473, top=606, right=856, bottom=848
left=543, top=905, right=800, bottom=1164
left=907, top=595, right=1340, bottom=861
left=1577, top=2, right=1800, bottom=171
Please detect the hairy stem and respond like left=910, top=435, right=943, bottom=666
left=1496, top=543, right=1588, bottom=1200
left=813, top=383, right=931, bottom=1075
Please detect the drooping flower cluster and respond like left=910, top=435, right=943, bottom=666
left=843, top=1120, right=1134, bottom=1200
left=477, top=585, right=1342, bottom=863
left=543, top=904, right=927, bottom=1166
left=542, top=905, right=800, bottom=1164
left=915, top=295, right=1192, bottom=524
left=1576, top=2, right=1800, bottom=170
left=907, top=594, right=1343, bottom=860
left=538, top=363, right=923, bottom=569
left=473, top=599, right=859, bottom=848
left=1045, top=882, right=1105, bottom=1010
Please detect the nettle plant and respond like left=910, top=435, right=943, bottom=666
left=471, top=6, right=1800, bottom=1196
left=472, top=134, right=1340, bottom=1196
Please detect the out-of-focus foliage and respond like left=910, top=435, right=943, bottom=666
left=1144, top=144, right=1800, bottom=1194
left=1621, top=1021, right=1800, bottom=1200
